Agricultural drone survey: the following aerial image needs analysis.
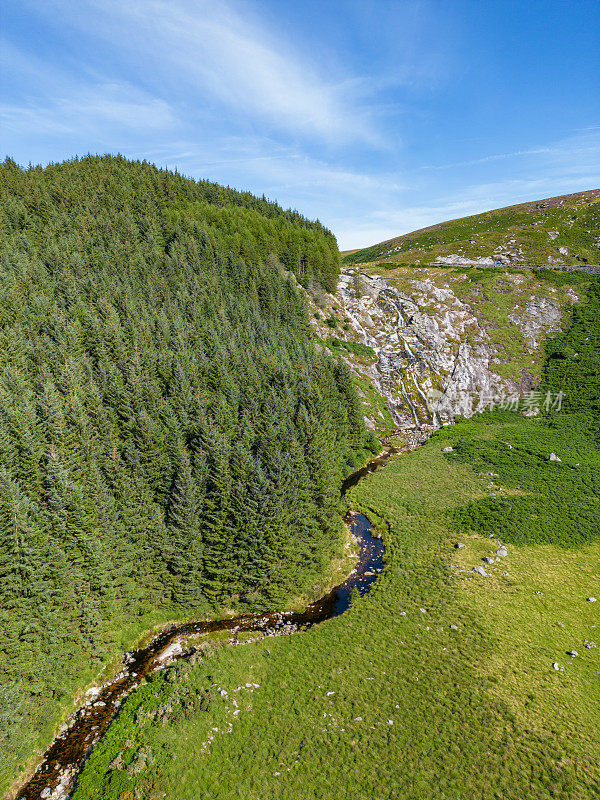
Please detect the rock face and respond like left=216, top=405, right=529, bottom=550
left=310, top=270, right=577, bottom=432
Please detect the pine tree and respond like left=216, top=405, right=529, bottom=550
left=166, top=448, right=204, bottom=605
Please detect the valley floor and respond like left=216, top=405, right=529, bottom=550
left=70, top=422, right=600, bottom=800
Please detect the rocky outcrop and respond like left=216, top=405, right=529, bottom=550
left=310, top=269, right=577, bottom=433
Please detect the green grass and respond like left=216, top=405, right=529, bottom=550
left=445, top=412, right=600, bottom=546
left=72, top=424, right=600, bottom=800
left=343, top=189, right=600, bottom=267
left=325, top=337, right=377, bottom=363
left=353, top=374, right=395, bottom=436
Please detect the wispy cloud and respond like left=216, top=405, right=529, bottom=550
left=422, top=147, right=555, bottom=170
left=61, top=0, right=380, bottom=146
left=0, top=82, right=177, bottom=137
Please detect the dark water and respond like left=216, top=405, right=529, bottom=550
left=340, top=447, right=399, bottom=495
left=16, top=451, right=396, bottom=800
left=332, top=514, right=384, bottom=616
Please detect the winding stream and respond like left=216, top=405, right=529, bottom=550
left=16, top=449, right=396, bottom=800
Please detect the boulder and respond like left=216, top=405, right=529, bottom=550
left=496, top=546, right=508, bottom=557
left=472, top=566, right=490, bottom=577
left=442, top=446, right=454, bottom=453
left=455, top=542, right=465, bottom=549
left=549, top=453, right=561, bottom=462
left=552, top=662, right=560, bottom=671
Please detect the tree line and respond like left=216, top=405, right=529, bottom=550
left=0, top=155, right=375, bottom=774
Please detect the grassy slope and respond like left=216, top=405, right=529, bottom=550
left=342, top=189, right=600, bottom=266
left=72, top=421, right=599, bottom=800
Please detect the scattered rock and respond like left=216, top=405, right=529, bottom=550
left=483, top=556, right=495, bottom=564
left=472, top=566, right=490, bottom=577
left=534, top=590, right=543, bottom=596
left=588, top=597, right=597, bottom=603
left=549, top=453, right=561, bottom=462
left=568, top=650, right=579, bottom=658
left=442, top=446, right=454, bottom=452
left=455, top=542, right=465, bottom=549
left=585, top=641, right=597, bottom=649
left=496, top=546, right=508, bottom=557
left=450, top=624, right=458, bottom=630
left=552, top=662, right=561, bottom=671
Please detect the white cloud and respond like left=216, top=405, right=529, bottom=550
left=71, top=0, right=379, bottom=145
left=1, top=82, right=177, bottom=137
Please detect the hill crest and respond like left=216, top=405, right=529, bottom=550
left=343, top=188, right=600, bottom=268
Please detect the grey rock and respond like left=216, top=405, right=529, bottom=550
left=442, top=446, right=454, bottom=452
left=455, top=542, right=465, bottom=549
left=472, top=566, right=490, bottom=577
left=483, top=556, right=495, bottom=564
left=549, top=453, right=561, bottom=462
left=568, top=650, right=579, bottom=657
left=450, top=624, right=458, bottom=630
left=552, top=662, right=560, bottom=671
left=327, top=271, right=575, bottom=433
left=588, top=597, right=597, bottom=603
left=496, top=546, right=508, bottom=557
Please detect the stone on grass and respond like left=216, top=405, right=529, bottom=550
left=496, top=546, right=507, bottom=557
left=549, top=453, right=561, bottom=462
left=443, top=446, right=454, bottom=452
left=568, top=650, right=579, bottom=657
left=450, top=624, right=458, bottom=630
left=472, top=566, right=490, bottom=577
left=588, top=597, right=597, bottom=603
left=483, top=556, right=494, bottom=564
left=552, top=662, right=560, bottom=671
left=455, top=542, right=465, bottom=549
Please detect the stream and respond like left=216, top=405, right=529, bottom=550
left=15, top=449, right=396, bottom=800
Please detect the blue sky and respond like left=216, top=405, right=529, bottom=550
left=2, top=0, right=599, bottom=249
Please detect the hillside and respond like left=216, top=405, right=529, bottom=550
left=342, top=189, right=600, bottom=267
left=308, top=264, right=587, bottom=435
left=0, top=156, right=376, bottom=793
left=68, top=273, right=600, bottom=800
